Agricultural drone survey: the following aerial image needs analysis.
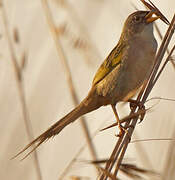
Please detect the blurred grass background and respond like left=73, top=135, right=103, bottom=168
left=1, top=0, right=175, bottom=179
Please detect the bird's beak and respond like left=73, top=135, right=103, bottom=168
left=145, top=11, right=160, bottom=23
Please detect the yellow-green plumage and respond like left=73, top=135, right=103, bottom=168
left=92, top=42, right=125, bottom=86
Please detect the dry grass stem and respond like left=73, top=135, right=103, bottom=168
left=152, top=44, right=175, bottom=86
left=140, top=0, right=170, bottom=25
left=142, top=17, right=175, bottom=103
left=162, top=129, right=175, bottom=179
left=98, top=167, right=118, bottom=180
left=100, top=109, right=146, bottom=131
left=41, top=0, right=99, bottom=175
left=0, top=1, right=42, bottom=180
left=13, top=27, right=20, bottom=44
left=54, top=0, right=101, bottom=63
left=59, top=118, right=108, bottom=179
left=131, top=138, right=174, bottom=143
left=132, top=132, right=154, bottom=172
left=87, top=159, right=157, bottom=179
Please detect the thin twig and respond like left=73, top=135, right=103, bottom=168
left=41, top=0, right=99, bottom=175
left=131, top=138, right=174, bottom=143
left=0, top=1, right=42, bottom=180
left=100, top=109, right=146, bottom=131
left=147, top=97, right=175, bottom=102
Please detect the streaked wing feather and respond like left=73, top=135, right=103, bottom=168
left=92, top=42, right=125, bottom=85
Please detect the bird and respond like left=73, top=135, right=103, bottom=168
left=14, top=10, right=159, bottom=159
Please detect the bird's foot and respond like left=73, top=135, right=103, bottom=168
left=128, top=99, right=145, bottom=123
left=117, top=123, right=128, bottom=137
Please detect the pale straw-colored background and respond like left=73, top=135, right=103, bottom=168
left=1, top=0, right=175, bottom=179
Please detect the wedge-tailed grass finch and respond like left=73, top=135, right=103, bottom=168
left=15, top=11, right=160, bottom=158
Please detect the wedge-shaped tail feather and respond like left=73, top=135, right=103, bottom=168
left=12, top=90, right=102, bottom=160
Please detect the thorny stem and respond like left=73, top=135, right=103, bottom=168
left=41, top=0, right=99, bottom=176
left=0, top=1, right=42, bottom=180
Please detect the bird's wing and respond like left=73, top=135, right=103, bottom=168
left=92, top=42, right=126, bottom=86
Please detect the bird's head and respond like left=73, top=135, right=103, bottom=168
left=121, top=11, right=159, bottom=41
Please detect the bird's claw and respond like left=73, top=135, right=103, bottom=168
left=116, top=124, right=128, bottom=137
left=129, top=100, right=146, bottom=123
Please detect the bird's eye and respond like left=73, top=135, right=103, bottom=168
left=134, top=16, right=141, bottom=22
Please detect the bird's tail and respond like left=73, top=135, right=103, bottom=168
left=13, top=89, right=101, bottom=159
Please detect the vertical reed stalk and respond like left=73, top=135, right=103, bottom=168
left=0, top=1, right=42, bottom=180
left=41, top=0, right=99, bottom=175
